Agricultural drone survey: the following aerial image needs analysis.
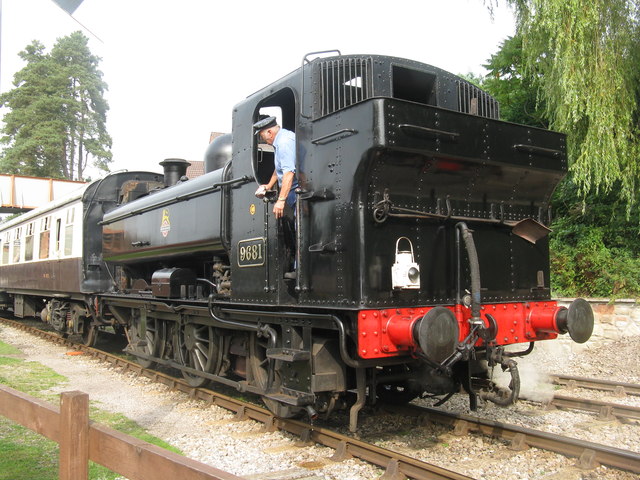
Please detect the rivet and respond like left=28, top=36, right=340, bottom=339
left=361, top=331, right=367, bottom=336
left=361, top=350, right=367, bottom=355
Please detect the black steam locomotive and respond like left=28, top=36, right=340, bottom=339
left=0, top=52, right=594, bottom=430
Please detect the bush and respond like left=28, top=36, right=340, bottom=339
left=549, top=179, right=640, bottom=298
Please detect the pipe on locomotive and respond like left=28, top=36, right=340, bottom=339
left=456, top=222, right=482, bottom=325
left=479, top=357, right=521, bottom=406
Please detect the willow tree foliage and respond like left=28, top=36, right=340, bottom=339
left=506, top=0, right=640, bottom=209
left=0, top=31, right=112, bottom=180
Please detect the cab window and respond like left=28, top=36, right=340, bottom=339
left=253, top=88, right=296, bottom=186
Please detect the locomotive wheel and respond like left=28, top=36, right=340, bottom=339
left=128, top=317, right=162, bottom=369
left=248, top=332, right=297, bottom=418
left=81, top=320, right=98, bottom=347
left=176, top=323, right=220, bottom=388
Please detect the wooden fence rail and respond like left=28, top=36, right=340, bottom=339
left=0, top=384, right=244, bottom=480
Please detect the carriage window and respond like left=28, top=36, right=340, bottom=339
left=25, top=223, right=34, bottom=261
left=12, top=227, right=22, bottom=263
left=1, top=235, right=8, bottom=265
left=55, top=218, right=62, bottom=254
left=40, top=216, right=51, bottom=259
left=64, top=208, right=75, bottom=256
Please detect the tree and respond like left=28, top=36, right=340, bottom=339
left=0, top=31, right=112, bottom=180
left=479, top=15, right=640, bottom=298
left=505, top=0, right=640, bottom=210
left=482, top=35, right=547, bottom=128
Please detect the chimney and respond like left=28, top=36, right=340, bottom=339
left=159, top=158, right=191, bottom=187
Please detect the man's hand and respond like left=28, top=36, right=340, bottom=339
left=255, top=185, right=268, bottom=198
left=273, top=199, right=285, bottom=218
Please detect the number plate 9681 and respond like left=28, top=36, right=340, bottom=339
left=237, top=238, right=265, bottom=267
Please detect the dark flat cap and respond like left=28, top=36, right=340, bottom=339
left=253, top=116, right=277, bottom=134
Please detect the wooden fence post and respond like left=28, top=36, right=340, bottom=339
left=59, top=391, right=89, bottom=480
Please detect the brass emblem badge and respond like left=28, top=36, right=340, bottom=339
left=160, top=209, right=171, bottom=237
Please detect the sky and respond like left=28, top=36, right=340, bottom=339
left=0, top=0, right=515, bottom=178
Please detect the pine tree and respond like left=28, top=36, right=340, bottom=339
left=0, top=31, right=112, bottom=180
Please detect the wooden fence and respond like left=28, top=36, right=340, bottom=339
left=0, top=384, right=244, bottom=480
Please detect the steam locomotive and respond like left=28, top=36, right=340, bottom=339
left=0, top=52, right=594, bottom=430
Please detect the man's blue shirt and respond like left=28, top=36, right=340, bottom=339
left=273, top=128, right=299, bottom=205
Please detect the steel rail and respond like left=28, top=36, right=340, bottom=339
left=0, top=317, right=471, bottom=480
left=549, top=374, right=640, bottom=397
left=521, top=394, right=640, bottom=422
left=389, top=403, right=640, bottom=474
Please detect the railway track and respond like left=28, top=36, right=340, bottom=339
left=386, top=402, right=640, bottom=475
left=522, top=393, right=640, bottom=422
left=2, top=316, right=639, bottom=478
left=549, top=373, right=640, bottom=397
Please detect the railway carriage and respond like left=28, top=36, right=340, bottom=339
left=0, top=52, right=594, bottom=430
left=0, top=172, right=162, bottom=344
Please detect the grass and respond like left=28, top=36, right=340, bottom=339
left=0, top=355, right=68, bottom=399
left=0, top=339, right=182, bottom=479
left=0, top=421, right=59, bottom=480
left=0, top=340, right=22, bottom=355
